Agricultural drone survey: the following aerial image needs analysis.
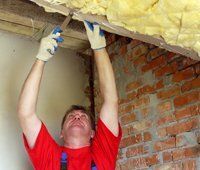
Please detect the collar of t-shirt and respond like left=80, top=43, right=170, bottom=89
left=61, top=146, right=91, bottom=159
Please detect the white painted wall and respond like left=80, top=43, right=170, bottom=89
left=0, top=31, right=88, bottom=170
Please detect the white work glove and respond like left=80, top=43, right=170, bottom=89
left=36, top=26, right=64, bottom=62
left=84, top=21, right=106, bottom=50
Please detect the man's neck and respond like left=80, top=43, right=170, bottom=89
left=64, top=137, right=90, bottom=149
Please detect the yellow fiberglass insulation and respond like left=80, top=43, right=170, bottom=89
left=45, top=0, right=200, bottom=56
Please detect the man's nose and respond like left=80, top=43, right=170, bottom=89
left=74, top=114, right=81, bottom=119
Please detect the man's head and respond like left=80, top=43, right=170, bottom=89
left=60, top=105, right=95, bottom=148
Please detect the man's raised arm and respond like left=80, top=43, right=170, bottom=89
left=17, top=27, right=63, bottom=148
left=84, top=21, right=119, bottom=136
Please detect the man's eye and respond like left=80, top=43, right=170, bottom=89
left=68, top=114, right=73, bottom=118
left=81, top=115, right=87, bottom=118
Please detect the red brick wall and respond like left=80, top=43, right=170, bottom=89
left=93, top=36, right=200, bottom=170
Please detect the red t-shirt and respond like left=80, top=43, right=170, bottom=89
left=23, top=118, right=122, bottom=170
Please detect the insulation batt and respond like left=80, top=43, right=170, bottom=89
left=45, top=0, right=200, bottom=56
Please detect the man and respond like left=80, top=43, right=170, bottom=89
left=17, top=21, right=122, bottom=170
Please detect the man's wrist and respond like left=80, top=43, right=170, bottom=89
left=94, top=47, right=106, bottom=54
left=35, top=58, right=46, bottom=65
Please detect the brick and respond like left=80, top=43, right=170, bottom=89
left=119, top=98, right=129, bottom=105
left=174, top=91, right=200, bottom=108
left=155, top=79, right=164, bottom=90
left=172, top=67, right=194, bottom=82
left=154, top=137, right=175, bottom=151
left=143, top=132, right=152, bottom=142
left=182, top=160, right=196, bottom=170
left=129, top=39, right=143, bottom=48
left=170, top=56, right=199, bottom=71
left=126, top=145, right=148, bottom=157
left=133, top=55, right=147, bottom=66
left=176, top=132, right=198, bottom=147
left=131, top=44, right=148, bottom=61
left=145, top=154, right=159, bottom=166
left=127, top=91, right=137, bottom=101
left=124, top=104, right=135, bottom=113
left=119, top=104, right=134, bottom=115
left=172, top=146, right=200, bottom=161
left=120, top=37, right=132, bottom=44
left=185, top=146, right=200, bottom=158
left=133, top=44, right=148, bottom=56
left=122, top=154, right=159, bottom=169
left=157, top=101, right=172, bottom=114
left=134, top=96, right=150, bottom=109
left=155, top=162, right=182, bottom=170
left=157, top=86, right=180, bottom=100
left=166, top=52, right=180, bottom=62
left=174, top=104, right=200, bottom=120
left=126, top=80, right=142, bottom=92
left=179, top=57, right=199, bottom=70
left=147, top=47, right=166, bottom=60
left=121, top=112, right=136, bottom=125
left=120, top=157, right=147, bottom=169
left=166, top=118, right=199, bottom=135
left=129, top=39, right=142, bottom=48
left=157, top=113, right=175, bottom=126
left=155, top=65, right=177, bottom=78
left=163, top=151, right=172, bottom=162
left=157, top=128, right=167, bottom=138
left=132, top=120, right=152, bottom=132
left=120, top=134, right=142, bottom=148
left=122, top=125, right=133, bottom=136
left=137, top=85, right=155, bottom=96
left=181, top=77, right=200, bottom=92
left=142, top=55, right=166, bottom=72
left=172, top=149, right=185, bottom=160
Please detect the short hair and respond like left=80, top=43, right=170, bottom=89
left=61, top=105, right=95, bottom=130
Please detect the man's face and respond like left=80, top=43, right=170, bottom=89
left=60, top=110, right=94, bottom=143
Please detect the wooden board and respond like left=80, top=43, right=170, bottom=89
left=0, top=0, right=89, bottom=50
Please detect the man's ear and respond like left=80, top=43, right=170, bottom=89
left=60, top=130, right=64, bottom=139
left=90, top=130, right=95, bottom=138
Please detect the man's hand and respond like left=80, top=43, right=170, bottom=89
left=36, top=26, right=64, bottom=62
left=84, top=21, right=106, bottom=50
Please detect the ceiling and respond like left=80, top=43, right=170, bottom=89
left=0, top=0, right=199, bottom=60
left=0, top=0, right=90, bottom=51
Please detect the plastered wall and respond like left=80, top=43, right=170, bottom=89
left=0, top=31, right=88, bottom=170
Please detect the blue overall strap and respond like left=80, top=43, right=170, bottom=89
left=61, top=152, right=67, bottom=170
left=61, top=152, right=97, bottom=170
left=91, top=161, right=97, bottom=170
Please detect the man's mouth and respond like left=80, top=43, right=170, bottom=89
left=70, top=120, right=84, bottom=127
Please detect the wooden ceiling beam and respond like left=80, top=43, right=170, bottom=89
left=0, top=0, right=89, bottom=51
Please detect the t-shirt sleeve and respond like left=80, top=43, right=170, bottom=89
left=23, top=123, right=59, bottom=169
left=91, top=118, right=122, bottom=170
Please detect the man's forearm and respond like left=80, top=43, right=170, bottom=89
left=84, top=22, right=119, bottom=135
left=94, top=48, right=118, bottom=103
left=17, top=59, right=45, bottom=117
